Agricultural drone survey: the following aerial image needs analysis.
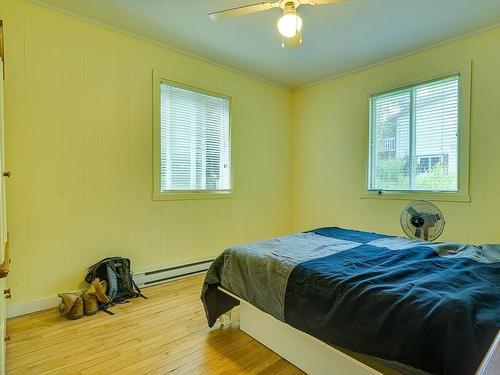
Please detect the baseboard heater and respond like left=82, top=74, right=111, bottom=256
left=133, top=258, right=213, bottom=288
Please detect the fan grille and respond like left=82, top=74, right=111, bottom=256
left=400, top=201, right=445, bottom=241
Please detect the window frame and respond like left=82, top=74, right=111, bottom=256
left=362, top=61, right=471, bottom=202
left=152, top=71, right=234, bottom=201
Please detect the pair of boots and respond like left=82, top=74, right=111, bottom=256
left=58, top=278, right=110, bottom=320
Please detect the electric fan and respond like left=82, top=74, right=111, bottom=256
left=400, top=201, right=445, bottom=241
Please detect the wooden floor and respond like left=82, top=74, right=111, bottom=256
left=6, top=274, right=303, bottom=374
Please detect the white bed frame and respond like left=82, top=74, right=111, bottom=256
left=219, top=287, right=381, bottom=375
left=219, top=287, right=500, bottom=375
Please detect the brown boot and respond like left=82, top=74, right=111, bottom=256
left=58, top=293, right=84, bottom=320
left=82, top=292, right=98, bottom=315
left=87, top=278, right=110, bottom=304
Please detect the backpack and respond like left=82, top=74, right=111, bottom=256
left=85, top=257, right=146, bottom=314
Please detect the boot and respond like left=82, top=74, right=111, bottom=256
left=58, top=293, right=84, bottom=320
left=87, top=278, right=110, bottom=304
left=82, top=292, right=98, bottom=315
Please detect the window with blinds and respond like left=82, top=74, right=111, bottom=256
left=159, top=82, right=231, bottom=192
left=368, top=74, right=460, bottom=192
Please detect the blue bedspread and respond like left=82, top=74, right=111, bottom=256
left=285, top=228, right=500, bottom=375
left=202, top=227, right=500, bottom=374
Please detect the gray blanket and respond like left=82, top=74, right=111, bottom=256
left=201, top=232, right=365, bottom=326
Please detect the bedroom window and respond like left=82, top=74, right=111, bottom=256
left=153, top=77, right=232, bottom=200
left=368, top=74, right=462, bottom=195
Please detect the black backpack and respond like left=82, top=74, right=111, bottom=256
left=85, top=257, right=146, bottom=314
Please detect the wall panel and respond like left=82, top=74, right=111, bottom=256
left=0, top=0, right=293, bottom=303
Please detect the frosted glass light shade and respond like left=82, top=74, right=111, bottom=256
left=277, top=13, right=302, bottom=38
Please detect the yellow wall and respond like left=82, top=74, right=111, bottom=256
left=2, top=0, right=500, bottom=307
left=293, top=27, right=500, bottom=244
left=0, top=0, right=293, bottom=304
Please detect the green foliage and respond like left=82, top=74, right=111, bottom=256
left=414, top=163, right=456, bottom=191
left=374, top=159, right=456, bottom=191
left=374, top=158, right=408, bottom=190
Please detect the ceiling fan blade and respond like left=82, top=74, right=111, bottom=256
left=209, top=2, right=276, bottom=21
left=282, top=31, right=303, bottom=49
left=414, top=228, right=421, bottom=238
left=300, top=0, right=349, bottom=5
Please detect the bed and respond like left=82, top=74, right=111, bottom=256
left=201, top=227, right=500, bottom=375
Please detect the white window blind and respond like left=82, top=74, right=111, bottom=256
left=160, top=82, right=230, bottom=192
left=368, top=74, right=459, bottom=192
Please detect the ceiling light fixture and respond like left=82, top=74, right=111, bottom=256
left=209, top=0, right=347, bottom=49
left=277, top=3, right=302, bottom=38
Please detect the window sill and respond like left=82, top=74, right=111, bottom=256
left=152, top=190, right=234, bottom=201
left=361, top=192, right=470, bottom=203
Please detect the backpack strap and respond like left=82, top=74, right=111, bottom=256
left=132, top=279, right=147, bottom=299
left=99, top=304, right=115, bottom=315
left=84, top=257, right=115, bottom=284
left=84, top=262, right=100, bottom=284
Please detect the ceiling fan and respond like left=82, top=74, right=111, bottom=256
left=209, top=0, right=348, bottom=48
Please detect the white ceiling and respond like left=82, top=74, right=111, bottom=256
left=37, top=0, right=500, bottom=88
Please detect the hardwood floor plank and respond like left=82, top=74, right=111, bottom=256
left=6, top=274, right=303, bottom=374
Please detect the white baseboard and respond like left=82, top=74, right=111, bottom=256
left=7, top=258, right=213, bottom=319
left=7, top=295, right=61, bottom=319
